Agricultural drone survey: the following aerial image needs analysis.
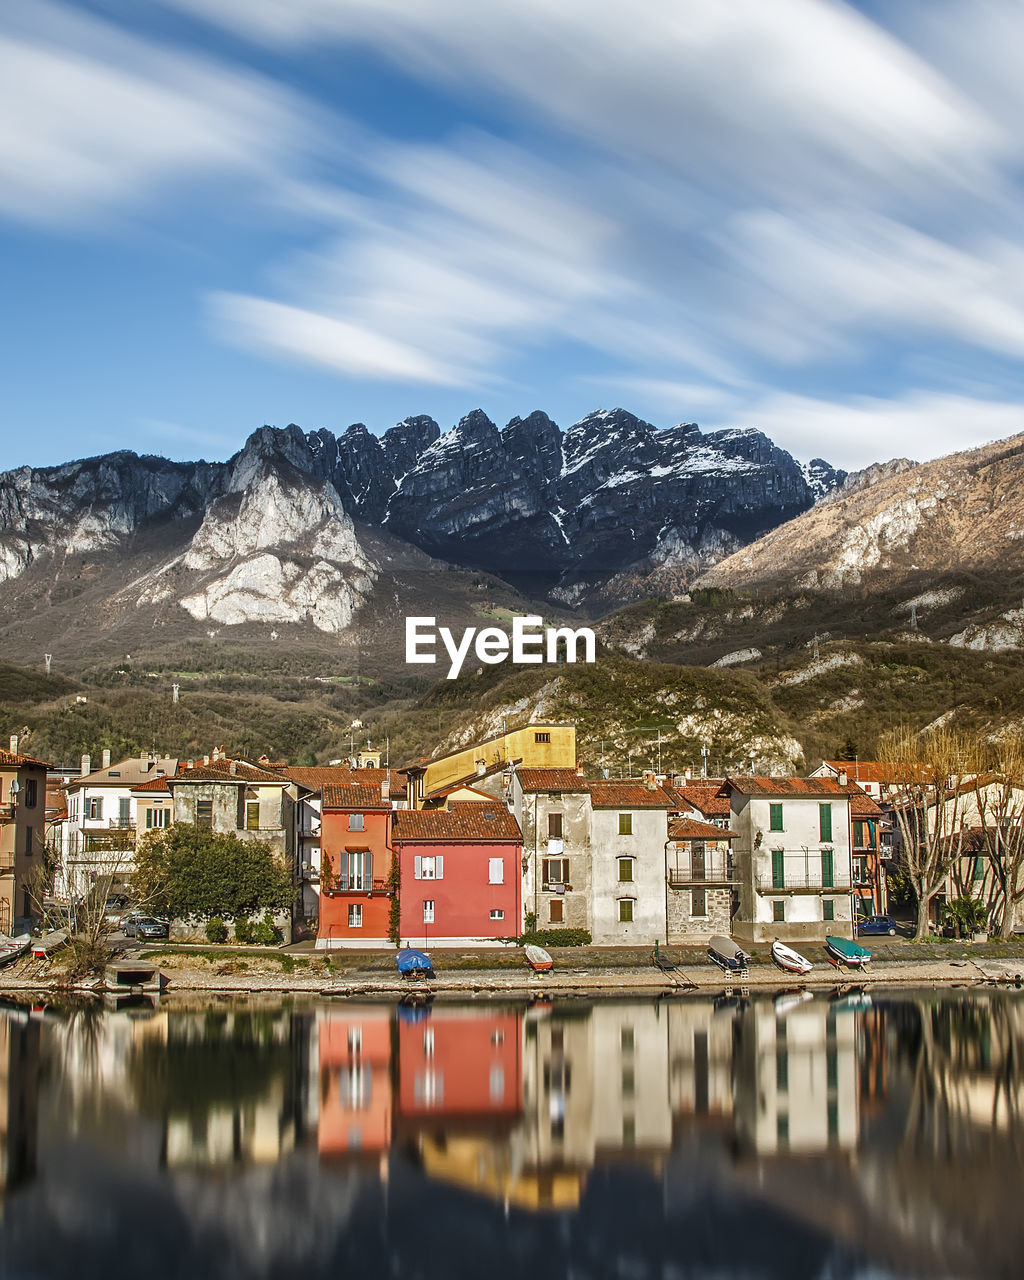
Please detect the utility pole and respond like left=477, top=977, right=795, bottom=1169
left=44, top=653, right=52, bottom=675
left=701, top=745, right=710, bottom=779
left=172, top=683, right=180, bottom=704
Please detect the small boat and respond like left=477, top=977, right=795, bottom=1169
left=771, top=939, right=813, bottom=976
left=707, top=935, right=750, bottom=974
left=0, top=933, right=30, bottom=967
left=525, top=944, right=553, bottom=972
left=31, top=929, right=68, bottom=960
left=396, top=947, right=434, bottom=978
left=825, top=935, right=871, bottom=969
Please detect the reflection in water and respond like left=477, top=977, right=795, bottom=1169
left=1, top=991, right=1024, bottom=1277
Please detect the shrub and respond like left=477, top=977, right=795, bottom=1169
left=233, top=918, right=254, bottom=945
left=205, top=917, right=228, bottom=944
left=518, top=927, right=592, bottom=948
left=252, top=913, right=279, bottom=946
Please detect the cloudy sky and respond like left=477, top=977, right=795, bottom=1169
left=4, top=0, right=1024, bottom=470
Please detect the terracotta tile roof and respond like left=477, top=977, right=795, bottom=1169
left=823, top=761, right=902, bottom=785
left=722, top=776, right=866, bottom=799
left=0, top=748, right=50, bottom=768
left=279, top=765, right=406, bottom=796
left=589, top=780, right=674, bottom=809
left=664, top=784, right=732, bottom=817
left=65, top=755, right=179, bottom=790
left=517, top=767, right=589, bottom=793
left=849, top=788, right=885, bottom=819
left=131, top=776, right=172, bottom=793
left=392, top=803, right=522, bottom=842
left=170, top=759, right=285, bottom=785
left=322, top=783, right=393, bottom=811
left=668, top=816, right=737, bottom=841
left=430, top=783, right=498, bottom=801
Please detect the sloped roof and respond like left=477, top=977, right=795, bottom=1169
left=170, top=759, right=285, bottom=786
left=722, top=776, right=864, bottom=799
left=668, top=816, right=737, bottom=841
left=517, top=767, right=589, bottom=793
left=589, top=780, right=674, bottom=809
left=664, top=783, right=731, bottom=817
left=392, top=803, right=521, bottom=842
left=131, top=776, right=172, bottom=794
left=849, top=788, right=885, bottom=819
left=65, top=755, right=179, bottom=790
left=280, top=765, right=407, bottom=796
left=0, top=747, right=50, bottom=768
left=822, top=761, right=900, bottom=785
left=322, top=783, right=392, bottom=811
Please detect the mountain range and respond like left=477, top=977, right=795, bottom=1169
left=0, top=408, right=844, bottom=666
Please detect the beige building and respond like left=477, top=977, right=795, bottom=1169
left=0, top=745, right=50, bottom=935
left=589, top=778, right=674, bottom=945
left=512, top=767, right=592, bottom=931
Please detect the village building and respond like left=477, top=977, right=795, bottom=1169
left=167, top=753, right=295, bottom=861
left=0, top=742, right=50, bottom=935
left=723, top=776, right=860, bottom=944
left=511, top=767, right=591, bottom=932
left=318, top=777, right=395, bottom=949
left=588, top=776, right=674, bottom=945
left=392, top=803, right=522, bottom=948
left=60, top=751, right=178, bottom=899
left=664, top=815, right=738, bottom=941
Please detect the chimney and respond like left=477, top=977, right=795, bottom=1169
left=9, top=734, right=17, bottom=754
left=838, top=769, right=849, bottom=786
left=643, top=770, right=657, bottom=790
left=102, top=749, right=111, bottom=769
left=684, top=767, right=692, bottom=781
left=81, top=753, right=91, bottom=777
left=203, top=755, right=210, bottom=766
left=229, top=760, right=238, bottom=776
left=381, top=776, right=390, bottom=803
left=187, top=759, right=195, bottom=770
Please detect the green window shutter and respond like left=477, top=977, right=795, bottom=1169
left=618, top=813, right=632, bottom=835
left=821, top=847, right=834, bottom=889
left=769, top=803, right=783, bottom=831
left=823, top=899, right=835, bottom=922
left=772, top=900, right=785, bottom=922
left=973, top=855, right=985, bottom=881
left=819, top=803, right=832, bottom=842
left=772, top=847, right=785, bottom=889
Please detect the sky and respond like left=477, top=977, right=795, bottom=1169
left=4, top=0, right=1024, bottom=472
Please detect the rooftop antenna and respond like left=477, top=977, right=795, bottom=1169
left=44, top=653, right=52, bottom=675
left=701, top=744, right=710, bottom=779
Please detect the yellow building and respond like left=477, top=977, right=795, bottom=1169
left=401, top=724, right=577, bottom=808
left=0, top=745, right=50, bottom=936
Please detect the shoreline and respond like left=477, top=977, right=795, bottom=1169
left=1, top=954, right=1021, bottom=999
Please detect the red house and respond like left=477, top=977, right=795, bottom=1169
left=319, top=779, right=394, bottom=948
left=393, top=803, right=522, bottom=947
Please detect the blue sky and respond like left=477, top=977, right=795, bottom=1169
left=4, top=0, right=1024, bottom=472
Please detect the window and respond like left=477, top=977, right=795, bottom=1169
left=549, top=899, right=564, bottom=923
left=769, top=803, right=784, bottom=831
left=24, top=779, right=37, bottom=808
left=118, top=797, right=131, bottom=827
left=348, top=813, right=364, bottom=831
left=823, top=899, right=835, bottom=922
left=196, top=800, right=213, bottom=829
left=691, top=887, right=707, bottom=917
left=348, top=904, right=363, bottom=928
left=771, top=847, right=785, bottom=889
left=488, top=857, right=504, bottom=884
left=973, top=855, right=986, bottom=881
left=24, top=826, right=33, bottom=856
left=773, top=900, right=786, bottom=922
left=490, top=909, right=504, bottom=920
left=547, top=812, right=563, bottom=838
left=146, top=807, right=170, bottom=829
left=86, top=797, right=103, bottom=821
left=819, top=803, right=833, bottom=842
left=542, top=857, right=569, bottom=885
left=246, top=801, right=260, bottom=830
left=347, top=850, right=372, bottom=891
left=618, top=898, right=635, bottom=923
left=853, top=821, right=868, bottom=849
left=617, top=857, right=634, bottom=882
left=414, top=855, right=443, bottom=880
left=618, top=812, right=632, bottom=835
left=422, top=900, right=434, bottom=923
left=691, top=840, right=706, bottom=879
left=535, top=732, right=551, bottom=743
left=821, top=847, right=834, bottom=889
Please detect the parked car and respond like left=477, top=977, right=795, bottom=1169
left=133, top=918, right=169, bottom=941
left=856, top=913, right=899, bottom=937
left=120, top=910, right=166, bottom=937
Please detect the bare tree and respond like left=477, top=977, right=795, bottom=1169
left=969, top=736, right=1024, bottom=938
left=879, top=726, right=978, bottom=940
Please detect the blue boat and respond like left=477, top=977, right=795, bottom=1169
left=396, top=947, right=434, bottom=978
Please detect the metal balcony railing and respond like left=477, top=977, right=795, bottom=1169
left=667, top=868, right=738, bottom=888
left=331, top=876, right=388, bottom=895
left=756, top=871, right=852, bottom=894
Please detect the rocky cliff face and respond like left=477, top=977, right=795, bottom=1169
left=0, top=407, right=843, bottom=633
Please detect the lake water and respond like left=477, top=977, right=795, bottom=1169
left=0, top=989, right=1020, bottom=1280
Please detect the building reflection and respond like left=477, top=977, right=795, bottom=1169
left=0, top=1004, right=39, bottom=1197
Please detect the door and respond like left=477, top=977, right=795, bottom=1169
left=821, top=847, right=834, bottom=889
left=691, top=841, right=706, bottom=879
left=772, top=847, right=785, bottom=889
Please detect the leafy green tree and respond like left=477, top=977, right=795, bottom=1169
left=134, top=825, right=292, bottom=922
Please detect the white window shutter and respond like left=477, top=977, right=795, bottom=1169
left=436, top=855, right=444, bottom=880
left=489, top=857, right=504, bottom=884
left=365, top=852, right=373, bottom=886
left=414, top=855, right=422, bottom=879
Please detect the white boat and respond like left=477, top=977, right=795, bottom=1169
left=524, top=944, right=553, bottom=972
left=31, top=929, right=68, bottom=960
left=774, top=990, right=814, bottom=1015
left=771, top=940, right=813, bottom=976
left=0, top=933, right=30, bottom=967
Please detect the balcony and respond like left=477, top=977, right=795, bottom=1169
left=757, top=871, right=852, bottom=895
left=330, top=876, right=388, bottom=896
left=0, top=803, right=14, bottom=822
left=667, top=868, right=738, bottom=889
left=0, top=851, right=14, bottom=872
